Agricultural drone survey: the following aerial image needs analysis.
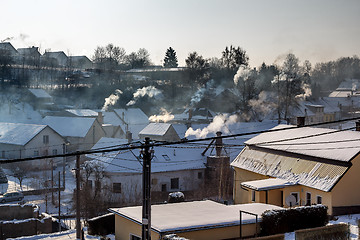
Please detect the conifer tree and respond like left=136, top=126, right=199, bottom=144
left=163, top=47, right=178, bottom=68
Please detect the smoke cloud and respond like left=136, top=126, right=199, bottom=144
left=190, top=80, right=215, bottom=106
left=149, top=108, right=174, bottom=123
left=233, top=66, right=251, bottom=86
left=126, top=86, right=163, bottom=106
left=296, top=83, right=312, bottom=100
left=185, top=114, right=239, bottom=138
left=249, top=91, right=276, bottom=121
left=102, top=89, right=123, bottom=111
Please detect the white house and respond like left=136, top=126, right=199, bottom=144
left=0, top=122, right=65, bottom=168
left=138, top=123, right=180, bottom=142
left=43, top=116, right=105, bottom=152
left=86, top=137, right=207, bottom=204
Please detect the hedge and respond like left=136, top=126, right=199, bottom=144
left=260, top=205, right=328, bottom=236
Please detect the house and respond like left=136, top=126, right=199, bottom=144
left=27, top=88, right=54, bottom=110
left=329, top=78, right=360, bottom=98
left=68, top=56, right=93, bottom=69
left=0, top=122, right=64, bottom=168
left=0, top=42, right=18, bottom=57
left=138, top=123, right=181, bottom=142
left=42, top=51, right=68, bottom=67
left=171, top=108, right=215, bottom=125
left=231, top=124, right=360, bottom=215
left=86, top=138, right=208, bottom=204
left=17, top=46, right=41, bottom=67
left=113, top=108, right=149, bottom=140
left=109, top=200, right=283, bottom=240
left=42, top=116, right=105, bottom=152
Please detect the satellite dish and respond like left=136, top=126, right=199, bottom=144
left=285, top=195, right=297, bottom=207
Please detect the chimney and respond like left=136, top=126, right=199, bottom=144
left=126, top=131, right=132, bottom=143
left=356, top=121, right=360, bottom=131
left=297, top=116, right=305, bottom=127
left=215, top=131, right=223, bottom=157
left=97, top=112, right=103, bottom=125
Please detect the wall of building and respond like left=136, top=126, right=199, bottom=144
left=114, top=214, right=159, bottom=240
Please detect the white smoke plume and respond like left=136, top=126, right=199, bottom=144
left=126, top=86, right=163, bottom=106
left=149, top=108, right=174, bottom=123
left=190, top=80, right=215, bottom=106
left=185, top=114, right=239, bottom=138
left=249, top=91, right=276, bottom=121
left=233, top=66, right=251, bottom=86
left=295, top=83, right=312, bottom=100
left=102, top=89, right=123, bottom=111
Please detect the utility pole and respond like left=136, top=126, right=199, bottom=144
left=58, top=171, right=61, bottom=232
left=75, top=154, right=81, bottom=240
left=51, top=159, right=54, bottom=204
left=63, top=143, right=66, bottom=188
left=141, top=137, right=152, bottom=240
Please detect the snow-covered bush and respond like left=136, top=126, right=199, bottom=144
left=260, top=204, right=328, bottom=236
left=168, top=192, right=185, bottom=203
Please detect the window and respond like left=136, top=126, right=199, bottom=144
left=291, top=192, right=300, bottom=205
left=52, top=149, right=58, bottom=155
left=43, top=135, right=49, bottom=144
left=130, top=234, right=141, bottom=240
left=34, top=150, right=39, bottom=156
left=161, top=184, right=167, bottom=192
left=113, top=183, right=122, bottom=193
left=317, top=195, right=322, bottom=204
left=251, top=190, right=256, bottom=202
left=1, top=151, right=5, bottom=158
left=151, top=178, right=158, bottom=185
left=162, top=154, right=170, bottom=161
left=198, top=172, right=203, bottom=179
left=306, top=192, right=312, bottom=206
left=171, top=178, right=179, bottom=189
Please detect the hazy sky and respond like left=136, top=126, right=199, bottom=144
left=2, top=0, right=360, bottom=67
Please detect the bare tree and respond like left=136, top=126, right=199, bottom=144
left=8, top=162, right=30, bottom=190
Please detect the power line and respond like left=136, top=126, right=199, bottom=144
left=1, top=116, right=360, bottom=164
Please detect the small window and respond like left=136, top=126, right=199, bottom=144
left=43, top=135, right=49, bottom=144
left=130, top=234, right=141, bottom=240
left=171, top=178, right=179, bottom=189
left=251, top=190, right=256, bottom=202
left=198, top=172, right=203, bottom=179
left=306, top=192, right=311, bottom=206
left=291, top=192, right=300, bottom=205
left=161, top=184, right=167, bottom=192
left=162, top=154, right=170, bottom=161
left=113, top=183, right=122, bottom=193
left=52, top=149, right=58, bottom=155
left=34, top=150, right=39, bottom=156
left=151, top=178, right=158, bottom=185
left=317, top=195, right=322, bottom=204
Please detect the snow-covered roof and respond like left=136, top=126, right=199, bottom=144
left=90, top=137, right=129, bottom=151
left=241, top=178, right=295, bottom=191
left=65, top=109, right=98, bottom=117
left=0, top=122, right=47, bottom=145
left=113, top=108, right=149, bottom=125
left=103, top=111, right=124, bottom=126
left=28, top=89, right=52, bottom=99
left=43, top=116, right=96, bottom=138
left=245, top=125, right=360, bottom=162
left=139, top=123, right=171, bottom=136
left=110, top=200, right=283, bottom=233
left=87, top=142, right=207, bottom=173
left=231, top=146, right=348, bottom=192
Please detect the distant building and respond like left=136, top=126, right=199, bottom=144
left=0, top=42, right=18, bottom=57
left=27, top=88, right=54, bottom=110
left=231, top=124, right=360, bottom=215
left=138, top=123, right=180, bottom=142
left=0, top=122, right=64, bottom=168
left=42, top=51, right=68, bottom=67
left=68, top=56, right=93, bottom=69
left=17, top=46, right=41, bottom=67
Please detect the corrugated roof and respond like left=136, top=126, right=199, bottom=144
left=65, top=109, right=98, bottom=117
left=231, top=146, right=348, bottom=192
left=0, top=122, right=47, bottom=145
left=43, top=116, right=95, bottom=137
left=245, top=125, right=360, bottom=162
left=139, top=123, right=171, bottom=136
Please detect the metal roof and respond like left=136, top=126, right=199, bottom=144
left=245, top=125, right=360, bottom=162
left=231, top=146, right=348, bottom=192
left=241, top=178, right=295, bottom=191
left=139, top=123, right=171, bottom=136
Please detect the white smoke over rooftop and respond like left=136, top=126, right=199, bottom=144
left=126, top=86, right=163, bottom=106
left=185, top=114, right=239, bottom=138
left=233, top=66, right=251, bottom=86
left=102, top=89, right=123, bottom=111
left=249, top=91, right=276, bottom=121
left=296, top=83, right=312, bottom=100
left=149, top=108, right=174, bottom=123
left=190, top=80, right=217, bottom=106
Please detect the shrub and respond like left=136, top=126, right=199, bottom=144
left=260, top=205, right=328, bottom=236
